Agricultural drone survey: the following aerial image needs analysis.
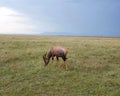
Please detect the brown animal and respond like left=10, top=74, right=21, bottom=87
left=43, top=46, right=68, bottom=70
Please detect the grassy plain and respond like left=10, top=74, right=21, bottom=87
left=0, top=35, right=120, bottom=96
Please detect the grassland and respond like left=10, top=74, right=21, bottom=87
left=0, top=35, right=120, bottom=96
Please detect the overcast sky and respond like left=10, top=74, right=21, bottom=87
left=0, top=0, right=120, bottom=36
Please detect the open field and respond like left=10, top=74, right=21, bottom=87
left=0, top=35, right=120, bottom=96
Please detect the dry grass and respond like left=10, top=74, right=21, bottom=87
left=0, top=35, right=120, bottom=96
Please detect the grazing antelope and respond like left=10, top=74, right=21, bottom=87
left=43, top=46, right=68, bottom=70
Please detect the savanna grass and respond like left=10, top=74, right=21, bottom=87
left=0, top=35, right=120, bottom=96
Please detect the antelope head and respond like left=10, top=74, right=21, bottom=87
left=43, top=53, right=49, bottom=66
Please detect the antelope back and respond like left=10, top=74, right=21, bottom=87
left=51, top=46, right=67, bottom=56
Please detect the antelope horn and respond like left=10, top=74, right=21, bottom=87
left=45, top=52, right=47, bottom=58
left=43, top=52, right=47, bottom=57
left=43, top=54, right=45, bottom=58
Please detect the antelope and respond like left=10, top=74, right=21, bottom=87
left=43, top=46, right=68, bottom=70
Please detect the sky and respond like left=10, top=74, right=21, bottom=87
left=0, top=0, right=120, bottom=36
